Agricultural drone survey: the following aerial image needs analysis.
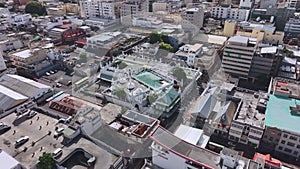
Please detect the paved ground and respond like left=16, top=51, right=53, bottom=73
left=0, top=112, right=66, bottom=168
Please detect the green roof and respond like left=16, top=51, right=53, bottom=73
left=133, top=71, right=163, bottom=90
left=266, top=95, right=300, bottom=134
left=63, top=127, right=76, bottom=137
left=156, top=87, right=180, bottom=107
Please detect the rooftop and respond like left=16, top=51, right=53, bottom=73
left=133, top=71, right=171, bottom=90
left=0, top=85, right=28, bottom=111
left=228, top=35, right=249, bottom=45
left=266, top=94, right=300, bottom=134
left=0, top=150, right=20, bottom=169
left=174, top=124, right=209, bottom=148
left=150, top=126, right=221, bottom=169
left=233, top=90, right=267, bottom=128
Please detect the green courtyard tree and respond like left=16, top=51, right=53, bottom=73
left=112, top=88, right=127, bottom=100
left=149, top=32, right=161, bottom=44
left=36, top=153, right=55, bottom=169
left=172, top=67, right=187, bottom=85
left=25, top=1, right=46, bottom=16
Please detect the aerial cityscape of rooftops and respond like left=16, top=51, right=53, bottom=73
left=2, top=0, right=300, bottom=169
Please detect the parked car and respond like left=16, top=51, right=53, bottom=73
left=27, top=111, right=37, bottom=118
left=50, top=70, right=55, bottom=74
left=54, top=128, right=64, bottom=138
left=0, top=125, right=11, bottom=134
left=15, top=136, right=29, bottom=147
left=53, top=148, right=63, bottom=159
left=46, top=72, right=51, bottom=76
left=56, top=83, right=62, bottom=88
left=58, top=116, right=72, bottom=124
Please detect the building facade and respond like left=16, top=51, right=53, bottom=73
left=211, top=6, right=250, bottom=21
left=120, top=0, right=148, bottom=23
left=222, top=36, right=256, bottom=78
left=181, top=8, right=204, bottom=29
left=80, top=0, right=123, bottom=19
left=284, top=18, right=300, bottom=36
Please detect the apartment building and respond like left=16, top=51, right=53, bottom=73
left=228, top=89, right=267, bottom=148
left=80, top=0, right=123, bottom=19
left=9, top=14, right=32, bottom=27
left=222, top=36, right=256, bottom=78
left=174, top=43, right=202, bottom=67
left=222, top=35, right=281, bottom=80
left=262, top=79, right=300, bottom=159
left=284, top=18, right=300, bottom=36
left=211, top=6, right=250, bottom=21
left=120, top=0, right=148, bottom=22
left=181, top=7, right=204, bottom=29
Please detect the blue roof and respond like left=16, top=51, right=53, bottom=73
left=265, top=94, right=300, bottom=134
left=249, top=24, right=276, bottom=33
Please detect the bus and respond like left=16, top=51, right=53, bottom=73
left=46, top=91, right=64, bottom=102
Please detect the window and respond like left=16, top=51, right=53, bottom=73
left=297, top=145, right=300, bottom=149
left=281, top=140, right=286, bottom=144
left=284, top=148, right=292, bottom=153
left=269, top=137, right=273, bottom=141
left=278, top=146, right=283, bottom=150
left=293, top=151, right=298, bottom=155
left=283, top=134, right=288, bottom=138
left=287, top=142, right=295, bottom=147
left=290, top=136, right=297, bottom=141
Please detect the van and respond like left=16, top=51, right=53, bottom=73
left=53, top=148, right=63, bottom=159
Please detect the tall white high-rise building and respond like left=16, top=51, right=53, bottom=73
left=79, top=0, right=123, bottom=19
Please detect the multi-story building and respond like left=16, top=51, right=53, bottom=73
left=120, top=0, right=148, bottom=23
left=262, top=78, right=300, bottom=159
left=222, top=35, right=281, bottom=80
left=223, top=20, right=237, bottom=37
left=10, top=48, right=47, bottom=68
left=284, top=18, right=300, bottom=36
left=9, top=14, right=32, bottom=27
left=211, top=6, right=250, bottom=21
left=239, top=0, right=253, bottom=8
left=228, top=89, right=267, bottom=148
left=222, top=36, right=256, bottom=78
left=181, top=7, right=204, bottom=29
left=79, top=0, right=123, bottom=19
left=174, top=43, right=203, bottom=67
left=259, top=0, right=277, bottom=8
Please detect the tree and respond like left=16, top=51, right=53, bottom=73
left=25, top=1, right=46, bottom=16
left=149, top=32, right=161, bottom=44
left=159, top=42, right=173, bottom=52
left=147, top=93, right=158, bottom=104
left=172, top=67, right=187, bottom=86
left=112, top=88, right=127, bottom=100
left=78, top=52, right=87, bottom=64
left=36, top=153, right=55, bottom=169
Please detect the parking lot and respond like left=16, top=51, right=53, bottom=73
left=0, top=112, right=67, bottom=168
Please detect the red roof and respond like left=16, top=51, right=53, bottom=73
left=253, top=153, right=281, bottom=168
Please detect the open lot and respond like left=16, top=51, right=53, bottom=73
left=0, top=112, right=66, bottom=168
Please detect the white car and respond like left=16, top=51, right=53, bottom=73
left=46, top=72, right=51, bottom=76
left=50, top=70, right=55, bottom=74
left=27, top=111, right=37, bottom=118
left=15, top=136, right=29, bottom=146
left=54, top=128, right=64, bottom=138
